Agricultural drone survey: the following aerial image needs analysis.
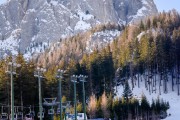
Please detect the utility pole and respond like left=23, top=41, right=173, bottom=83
left=56, top=69, right=65, bottom=120
left=34, top=67, right=46, bottom=120
left=78, top=75, right=88, bottom=120
left=6, top=60, right=21, bottom=120
left=71, top=75, right=78, bottom=120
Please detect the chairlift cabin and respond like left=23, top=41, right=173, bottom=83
left=29, top=111, right=35, bottom=117
left=48, top=108, right=54, bottom=115
left=66, top=114, right=75, bottom=120
left=77, top=113, right=88, bottom=120
left=0, top=113, right=8, bottom=120
left=17, top=112, right=23, bottom=120
left=37, top=112, right=44, bottom=118
left=25, top=114, right=33, bottom=120
left=43, top=98, right=57, bottom=106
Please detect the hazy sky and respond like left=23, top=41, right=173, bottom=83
left=0, top=0, right=180, bottom=12
left=0, top=0, right=6, bottom=5
left=154, top=0, right=180, bottom=12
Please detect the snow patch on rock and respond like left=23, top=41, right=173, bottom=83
left=77, top=11, right=93, bottom=21
left=74, top=21, right=91, bottom=31
left=0, top=29, right=21, bottom=56
left=50, top=0, right=58, bottom=6
left=86, top=29, right=120, bottom=53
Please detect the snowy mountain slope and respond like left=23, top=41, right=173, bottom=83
left=86, top=29, right=121, bottom=53
left=35, top=25, right=121, bottom=66
left=116, top=74, right=180, bottom=120
left=0, top=0, right=158, bottom=57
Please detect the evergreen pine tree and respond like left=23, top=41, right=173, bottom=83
left=122, top=81, right=133, bottom=101
left=139, top=20, right=145, bottom=31
left=141, top=94, right=150, bottom=119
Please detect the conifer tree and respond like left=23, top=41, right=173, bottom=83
left=112, top=98, right=120, bottom=120
left=122, top=81, right=133, bottom=102
left=88, top=94, right=97, bottom=118
left=141, top=94, right=150, bottom=119
left=77, top=102, right=83, bottom=113
left=101, top=92, right=109, bottom=118
left=96, top=96, right=103, bottom=118
left=139, top=20, right=145, bottom=31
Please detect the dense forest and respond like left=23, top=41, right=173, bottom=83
left=36, top=10, right=180, bottom=97
left=0, top=10, right=180, bottom=119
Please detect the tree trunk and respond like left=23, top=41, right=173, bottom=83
left=171, top=68, right=174, bottom=91
left=130, top=62, right=134, bottom=90
left=138, top=71, right=140, bottom=88
left=159, top=73, right=161, bottom=95
left=177, top=64, right=180, bottom=95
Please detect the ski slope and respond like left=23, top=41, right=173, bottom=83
left=116, top=74, right=180, bottom=120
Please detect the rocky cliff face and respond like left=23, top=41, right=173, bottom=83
left=0, top=0, right=157, bottom=56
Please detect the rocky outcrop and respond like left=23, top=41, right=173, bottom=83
left=0, top=0, right=158, bottom=54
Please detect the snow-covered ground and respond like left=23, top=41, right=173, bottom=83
left=0, top=29, right=21, bottom=56
left=74, top=10, right=94, bottom=31
left=86, top=29, right=120, bottom=53
left=116, top=74, right=180, bottom=120
left=23, top=41, right=50, bottom=60
left=74, top=21, right=91, bottom=31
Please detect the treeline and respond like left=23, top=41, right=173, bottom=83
left=87, top=82, right=169, bottom=120
left=112, top=95, right=169, bottom=120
